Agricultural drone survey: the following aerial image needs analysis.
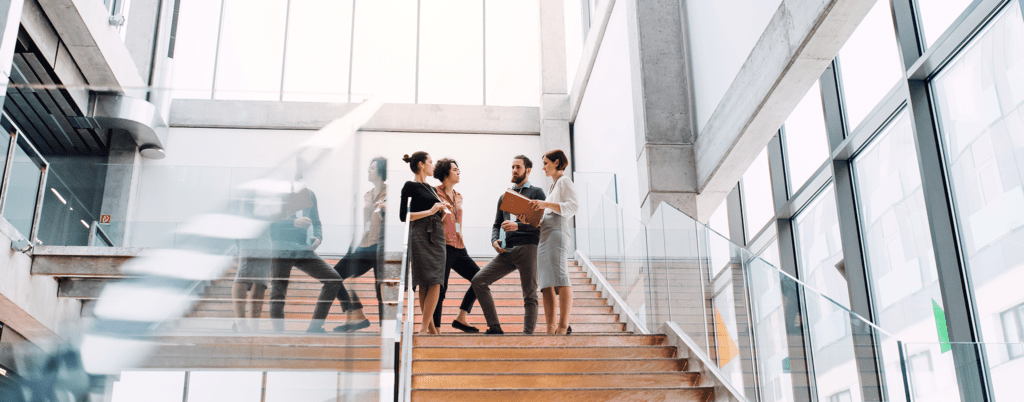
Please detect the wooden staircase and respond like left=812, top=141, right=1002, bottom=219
left=84, top=256, right=718, bottom=401
left=408, top=259, right=715, bottom=401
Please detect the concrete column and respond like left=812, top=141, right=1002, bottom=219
left=623, top=0, right=704, bottom=221
left=99, top=131, right=142, bottom=246
left=0, top=0, right=25, bottom=107
left=538, top=0, right=571, bottom=188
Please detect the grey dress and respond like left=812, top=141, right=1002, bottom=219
left=401, top=181, right=446, bottom=290
left=537, top=176, right=579, bottom=289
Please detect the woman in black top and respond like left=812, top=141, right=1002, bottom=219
left=400, top=151, right=450, bottom=335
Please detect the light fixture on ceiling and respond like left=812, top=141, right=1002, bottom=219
left=51, top=188, right=67, bottom=204
left=80, top=220, right=90, bottom=229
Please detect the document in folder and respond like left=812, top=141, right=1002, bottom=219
left=500, top=189, right=543, bottom=227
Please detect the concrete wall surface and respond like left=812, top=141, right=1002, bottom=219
left=169, top=100, right=541, bottom=134
left=0, top=220, right=82, bottom=344
left=573, top=0, right=641, bottom=221
left=685, top=0, right=784, bottom=132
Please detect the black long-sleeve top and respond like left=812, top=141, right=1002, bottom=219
left=400, top=181, right=441, bottom=222
left=491, top=183, right=546, bottom=248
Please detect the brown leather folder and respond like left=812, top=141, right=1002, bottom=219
left=500, top=189, right=543, bottom=227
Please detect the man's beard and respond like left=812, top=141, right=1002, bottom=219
left=511, top=172, right=526, bottom=184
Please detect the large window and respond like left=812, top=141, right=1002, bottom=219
left=837, top=0, right=902, bottom=131
left=742, top=147, right=774, bottom=239
left=170, top=0, right=541, bottom=106
left=932, top=3, right=1024, bottom=397
left=783, top=81, right=830, bottom=195
left=794, top=185, right=862, bottom=402
left=852, top=110, right=959, bottom=401
left=916, top=0, right=974, bottom=48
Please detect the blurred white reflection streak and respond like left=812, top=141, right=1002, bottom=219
left=81, top=98, right=381, bottom=375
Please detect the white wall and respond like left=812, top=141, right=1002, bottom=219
left=129, top=127, right=540, bottom=257
left=685, top=0, right=782, bottom=131
left=573, top=0, right=641, bottom=222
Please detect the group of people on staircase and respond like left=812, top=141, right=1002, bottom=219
left=230, top=149, right=578, bottom=336
left=400, top=150, right=579, bottom=335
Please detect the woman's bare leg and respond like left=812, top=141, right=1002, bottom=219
left=555, top=286, right=573, bottom=335
left=541, top=288, right=557, bottom=334
left=419, top=285, right=441, bottom=334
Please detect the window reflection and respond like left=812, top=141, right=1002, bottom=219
left=852, top=111, right=959, bottom=401
left=750, top=236, right=794, bottom=402
left=932, top=3, right=1024, bottom=400
left=794, top=185, right=861, bottom=402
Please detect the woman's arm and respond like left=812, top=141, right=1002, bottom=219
left=410, top=202, right=446, bottom=221
left=531, top=200, right=561, bottom=213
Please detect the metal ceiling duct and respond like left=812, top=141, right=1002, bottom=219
left=67, top=94, right=167, bottom=159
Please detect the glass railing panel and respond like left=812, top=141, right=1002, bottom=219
left=186, top=371, right=264, bottom=402
left=574, top=171, right=617, bottom=202
left=602, top=195, right=622, bottom=260
left=644, top=206, right=671, bottom=327
left=4, top=136, right=44, bottom=240
left=110, top=371, right=187, bottom=402
left=900, top=342, right=1014, bottom=402
left=658, top=204, right=714, bottom=359
left=746, top=255, right=796, bottom=402
left=573, top=179, right=592, bottom=256
left=795, top=269, right=905, bottom=402
left=586, top=180, right=609, bottom=263
left=701, top=213, right=756, bottom=398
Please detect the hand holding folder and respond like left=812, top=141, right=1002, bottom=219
left=500, top=189, right=543, bottom=227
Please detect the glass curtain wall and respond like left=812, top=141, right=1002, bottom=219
left=171, top=0, right=540, bottom=106
left=792, top=185, right=863, bottom=402
left=783, top=81, right=830, bottom=195
left=932, top=3, right=1024, bottom=400
left=852, top=111, right=958, bottom=401
left=730, top=0, right=1024, bottom=400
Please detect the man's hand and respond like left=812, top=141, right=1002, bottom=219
left=501, top=220, right=518, bottom=232
left=294, top=217, right=313, bottom=228
left=308, top=237, right=322, bottom=250
left=492, top=240, right=506, bottom=254
left=374, top=200, right=386, bottom=211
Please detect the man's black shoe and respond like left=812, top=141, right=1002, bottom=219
left=484, top=325, right=504, bottom=335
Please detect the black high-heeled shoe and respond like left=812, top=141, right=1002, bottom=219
left=566, top=325, right=572, bottom=335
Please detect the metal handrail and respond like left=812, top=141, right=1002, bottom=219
left=396, top=199, right=414, bottom=402
left=88, top=221, right=115, bottom=247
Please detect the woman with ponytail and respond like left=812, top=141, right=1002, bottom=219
left=400, top=151, right=449, bottom=335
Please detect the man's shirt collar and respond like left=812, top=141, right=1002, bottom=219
left=513, top=181, right=532, bottom=191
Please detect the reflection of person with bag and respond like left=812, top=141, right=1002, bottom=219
left=331, top=156, right=388, bottom=332
left=268, top=159, right=343, bottom=333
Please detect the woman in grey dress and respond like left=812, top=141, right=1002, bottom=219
left=529, top=149, right=579, bottom=335
left=400, top=151, right=450, bottom=335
